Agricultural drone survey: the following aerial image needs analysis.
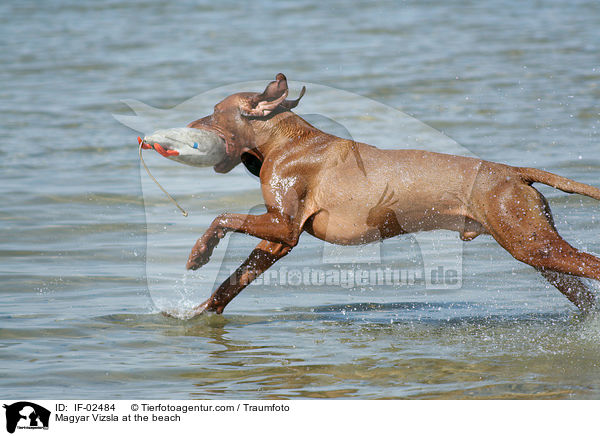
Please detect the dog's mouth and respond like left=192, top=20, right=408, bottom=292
left=137, top=136, right=180, bottom=157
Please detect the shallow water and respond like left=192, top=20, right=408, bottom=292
left=2, top=0, right=600, bottom=399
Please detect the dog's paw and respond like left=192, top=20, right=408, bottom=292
left=193, top=298, right=225, bottom=316
left=186, top=242, right=212, bottom=270
left=166, top=300, right=221, bottom=319
left=161, top=306, right=210, bottom=320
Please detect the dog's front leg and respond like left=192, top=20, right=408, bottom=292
left=186, top=210, right=298, bottom=270
left=191, top=240, right=292, bottom=315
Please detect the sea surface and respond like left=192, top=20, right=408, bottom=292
left=2, top=0, right=600, bottom=399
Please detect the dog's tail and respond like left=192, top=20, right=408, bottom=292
left=518, top=167, right=600, bottom=201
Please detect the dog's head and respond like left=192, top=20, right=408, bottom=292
left=188, top=73, right=305, bottom=174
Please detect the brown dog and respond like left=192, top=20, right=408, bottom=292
left=184, top=73, right=600, bottom=316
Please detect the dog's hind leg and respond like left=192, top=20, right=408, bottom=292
left=537, top=269, right=596, bottom=312
left=480, top=181, right=600, bottom=311
left=191, top=240, right=292, bottom=315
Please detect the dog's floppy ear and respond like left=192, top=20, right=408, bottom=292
left=241, top=73, right=305, bottom=117
left=241, top=73, right=288, bottom=117
left=281, top=85, right=306, bottom=110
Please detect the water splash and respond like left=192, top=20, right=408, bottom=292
left=152, top=271, right=206, bottom=319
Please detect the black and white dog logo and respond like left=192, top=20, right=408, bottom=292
left=3, top=402, right=50, bottom=434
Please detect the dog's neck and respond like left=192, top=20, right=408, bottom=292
left=249, top=111, right=328, bottom=158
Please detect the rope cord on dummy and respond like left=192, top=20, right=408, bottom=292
left=138, top=140, right=189, bottom=217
